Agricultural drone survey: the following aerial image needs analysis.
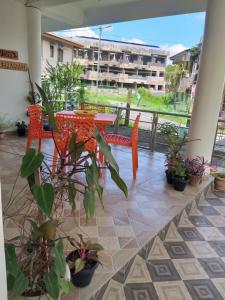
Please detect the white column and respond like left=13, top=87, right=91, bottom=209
left=26, top=6, right=41, bottom=85
left=188, top=0, right=225, bottom=161
left=0, top=182, right=7, bottom=299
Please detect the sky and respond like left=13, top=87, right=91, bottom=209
left=56, top=12, right=206, bottom=61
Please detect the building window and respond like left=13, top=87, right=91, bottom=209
left=50, top=45, right=54, bottom=58
left=159, top=71, right=164, bottom=77
left=58, top=48, right=63, bottom=62
left=151, top=71, right=157, bottom=77
left=158, top=85, right=163, bottom=91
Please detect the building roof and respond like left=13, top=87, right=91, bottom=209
left=42, top=32, right=84, bottom=48
left=77, top=36, right=159, bottom=49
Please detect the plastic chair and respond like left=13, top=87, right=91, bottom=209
left=26, top=104, right=52, bottom=152
left=80, top=103, right=106, bottom=113
left=105, top=113, right=141, bottom=180
left=52, top=114, right=97, bottom=174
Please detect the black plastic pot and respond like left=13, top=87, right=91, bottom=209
left=66, top=251, right=98, bottom=288
left=43, top=119, right=50, bottom=131
left=165, top=170, right=173, bottom=184
left=173, top=176, right=187, bottom=192
left=17, top=128, right=26, bottom=137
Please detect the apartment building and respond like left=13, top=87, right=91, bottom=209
left=42, top=32, right=83, bottom=70
left=42, top=33, right=168, bottom=93
left=170, top=45, right=201, bottom=95
left=74, top=36, right=168, bottom=92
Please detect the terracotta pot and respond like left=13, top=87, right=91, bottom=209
left=188, top=174, right=202, bottom=186
left=214, top=176, right=225, bottom=191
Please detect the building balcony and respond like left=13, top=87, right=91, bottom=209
left=74, top=58, right=166, bottom=70
left=83, top=71, right=165, bottom=85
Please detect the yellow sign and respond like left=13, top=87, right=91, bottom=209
left=0, top=60, right=28, bottom=71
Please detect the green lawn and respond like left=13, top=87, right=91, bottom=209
left=85, top=88, right=190, bottom=125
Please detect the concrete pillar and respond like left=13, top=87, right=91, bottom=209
left=27, top=6, right=41, bottom=85
left=188, top=0, right=225, bottom=161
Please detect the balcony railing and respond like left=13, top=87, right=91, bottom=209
left=47, top=100, right=224, bottom=162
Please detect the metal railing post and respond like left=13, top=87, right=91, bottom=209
left=150, top=112, right=158, bottom=152
left=114, top=107, right=122, bottom=134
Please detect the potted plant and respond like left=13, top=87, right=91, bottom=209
left=185, top=156, right=206, bottom=186
left=0, top=113, right=11, bottom=139
left=4, top=84, right=128, bottom=297
left=15, top=120, right=27, bottom=136
left=5, top=220, right=71, bottom=299
left=173, top=161, right=187, bottom=191
left=66, top=235, right=104, bottom=287
left=212, top=159, right=225, bottom=191
left=165, top=134, right=183, bottom=184
left=214, top=173, right=225, bottom=191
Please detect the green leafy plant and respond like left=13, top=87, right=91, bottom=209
left=5, top=222, right=71, bottom=299
left=42, top=62, right=84, bottom=102
left=5, top=83, right=128, bottom=299
left=173, top=161, right=187, bottom=178
left=159, top=122, right=178, bottom=136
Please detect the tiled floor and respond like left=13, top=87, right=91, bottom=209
left=0, top=135, right=214, bottom=300
left=92, top=191, right=225, bottom=300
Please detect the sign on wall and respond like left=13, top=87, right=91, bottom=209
left=0, top=49, right=18, bottom=60
left=0, top=48, right=27, bottom=72
left=0, top=60, right=28, bottom=71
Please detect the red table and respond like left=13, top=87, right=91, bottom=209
left=56, top=110, right=117, bottom=134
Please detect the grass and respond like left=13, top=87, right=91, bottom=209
left=84, top=88, right=190, bottom=125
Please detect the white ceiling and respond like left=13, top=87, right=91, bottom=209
left=20, top=0, right=207, bottom=32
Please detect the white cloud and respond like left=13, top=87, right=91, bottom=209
left=160, top=43, right=188, bottom=65
left=55, top=25, right=113, bottom=40
left=126, top=38, right=145, bottom=44
left=55, top=27, right=99, bottom=39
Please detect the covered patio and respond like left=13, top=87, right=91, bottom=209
left=1, top=135, right=213, bottom=299
left=1, top=0, right=225, bottom=299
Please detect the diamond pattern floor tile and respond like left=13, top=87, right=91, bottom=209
left=93, top=191, right=225, bottom=300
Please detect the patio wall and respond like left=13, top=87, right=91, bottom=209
left=0, top=0, right=29, bottom=122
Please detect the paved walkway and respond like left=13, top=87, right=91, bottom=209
left=92, top=188, right=225, bottom=300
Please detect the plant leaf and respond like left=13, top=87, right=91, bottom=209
left=74, top=258, right=85, bottom=274
left=88, top=243, right=104, bottom=251
left=43, top=271, right=60, bottom=300
left=11, top=271, right=29, bottom=298
left=5, top=244, right=19, bottom=277
left=20, top=148, right=44, bottom=177
left=68, top=181, right=76, bottom=211
left=59, top=278, right=71, bottom=294
left=32, top=183, right=54, bottom=217
left=27, top=173, right=35, bottom=191
left=83, top=188, right=95, bottom=219
left=36, top=83, right=58, bottom=132
left=108, top=165, right=128, bottom=197
left=53, top=240, right=66, bottom=277
left=96, top=129, right=119, bottom=172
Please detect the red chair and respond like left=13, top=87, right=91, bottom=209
left=52, top=114, right=97, bottom=174
left=26, top=105, right=52, bottom=152
left=105, top=113, right=141, bottom=180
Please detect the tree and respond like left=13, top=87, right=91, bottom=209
left=42, top=62, right=84, bottom=101
left=165, top=64, right=186, bottom=93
